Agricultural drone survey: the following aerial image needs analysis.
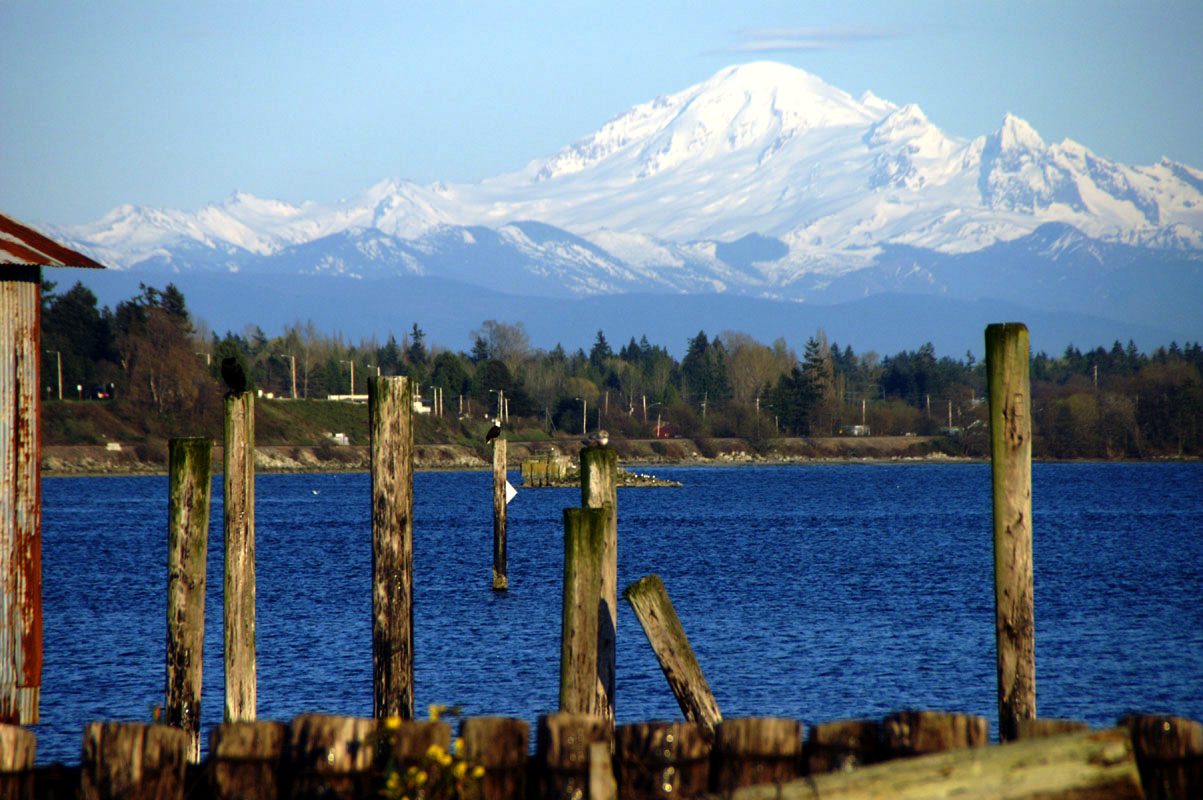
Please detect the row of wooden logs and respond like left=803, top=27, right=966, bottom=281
left=1, top=710, right=1200, bottom=799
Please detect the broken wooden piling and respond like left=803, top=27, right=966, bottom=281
left=581, top=444, right=618, bottom=724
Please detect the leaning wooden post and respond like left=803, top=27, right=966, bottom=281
left=369, top=376, right=414, bottom=720
left=492, top=437, right=508, bottom=591
left=165, top=436, right=212, bottom=763
left=560, top=507, right=607, bottom=715
left=985, top=322, right=1036, bottom=742
left=622, top=574, right=722, bottom=734
left=223, top=391, right=256, bottom=723
left=581, top=444, right=617, bottom=724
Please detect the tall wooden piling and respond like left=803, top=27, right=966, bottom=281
left=492, top=438, right=508, bottom=591
left=369, top=376, right=414, bottom=720
left=581, top=444, right=618, bottom=724
left=622, top=574, right=722, bottom=734
left=985, top=322, right=1036, bottom=742
left=165, top=437, right=212, bottom=763
left=223, top=392, right=256, bottom=723
left=560, top=508, right=608, bottom=715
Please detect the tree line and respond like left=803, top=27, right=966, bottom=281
left=40, top=280, right=1203, bottom=458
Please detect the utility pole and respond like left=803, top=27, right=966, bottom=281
left=275, top=354, right=297, bottom=400
left=45, top=350, right=62, bottom=400
left=340, top=360, right=355, bottom=395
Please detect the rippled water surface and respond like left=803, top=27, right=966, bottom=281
left=37, top=462, right=1203, bottom=763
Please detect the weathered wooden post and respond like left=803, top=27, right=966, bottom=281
left=535, top=713, right=610, bottom=800
left=560, top=507, right=607, bottom=715
left=1120, top=714, right=1203, bottom=800
left=985, top=322, right=1036, bottom=742
left=623, top=574, right=722, bottom=734
left=581, top=444, right=618, bottom=724
left=461, top=716, right=529, bottom=800
left=286, top=714, right=378, bottom=800
left=805, top=718, right=885, bottom=774
left=615, top=721, right=711, bottom=799
left=81, top=722, right=190, bottom=800
left=369, top=376, right=414, bottom=720
left=209, top=720, right=285, bottom=800
left=165, top=436, right=212, bottom=763
left=710, top=717, right=804, bottom=791
left=492, top=437, right=508, bottom=591
left=223, top=392, right=256, bottom=723
left=0, top=215, right=104, bottom=726
left=0, top=722, right=36, bottom=798
left=881, top=710, right=988, bottom=757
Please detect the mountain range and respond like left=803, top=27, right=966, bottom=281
left=51, top=61, right=1203, bottom=355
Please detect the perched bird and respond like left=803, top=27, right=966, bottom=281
left=221, top=356, right=247, bottom=396
left=583, top=429, right=610, bottom=447
left=484, top=419, right=502, bottom=445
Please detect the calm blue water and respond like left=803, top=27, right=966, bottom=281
left=36, top=462, right=1203, bottom=764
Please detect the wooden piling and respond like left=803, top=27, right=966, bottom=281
left=369, top=376, right=414, bottom=720
left=1015, top=718, right=1089, bottom=740
left=985, top=322, right=1036, bottom=742
left=881, top=710, right=988, bottom=757
left=492, top=438, right=508, bottom=591
left=710, top=717, right=804, bottom=791
left=622, top=574, right=722, bottom=734
left=460, top=716, right=529, bottom=800
left=1120, top=713, right=1203, bottom=800
left=805, top=718, right=885, bottom=774
left=0, top=722, right=35, bottom=798
left=223, top=392, right=256, bottom=723
left=535, top=713, right=610, bottom=800
left=286, top=714, right=377, bottom=800
left=209, top=720, right=284, bottom=800
left=560, top=508, right=608, bottom=715
left=758, top=727, right=1142, bottom=800
left=581, top=445, right=618, bottom=725
left=81, top=722, right=189, bottom=800
left=615, top=721, right=711, bottom=800
left=165, top=436, right=212, bottom=763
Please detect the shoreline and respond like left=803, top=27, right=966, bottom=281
left=40, top=439, right=1197, bottom=478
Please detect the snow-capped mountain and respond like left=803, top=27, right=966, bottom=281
left=53, top=61, right=1203, bottom=337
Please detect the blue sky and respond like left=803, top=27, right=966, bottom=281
left=3, top=1, right=1201, bottom=227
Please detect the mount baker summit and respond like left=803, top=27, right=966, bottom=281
left=52, top=61, right=1203, bottom=344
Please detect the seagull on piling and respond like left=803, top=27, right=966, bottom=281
left=221, top=357, right=247, bottom=396
left=583, top=429, right=610, bottom=447
left=485, top=418, right=502, bottom=445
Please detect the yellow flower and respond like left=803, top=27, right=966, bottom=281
left=386, top=773, right=401, bottom=790
left=414, top=770, right=428, bottom=786
left=471, top=765, right=486, bottom=779
left=428, top=704, right=446, bottom=721
left=425, top=743, right=445, bottom=760
left=453, top=737, right=464, bottom=755
left=453, top=761, right=468, bottom=779
left=439, top=752, right=453, bottom=767
left=385, top=716, right=402, bottom=731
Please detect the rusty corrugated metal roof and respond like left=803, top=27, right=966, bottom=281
left=0, top=213, right=105, bottom=269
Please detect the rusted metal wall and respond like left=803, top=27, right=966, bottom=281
left=0, top=265, right=42, bottom=724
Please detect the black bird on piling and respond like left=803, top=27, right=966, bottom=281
left=221, top=356, right=247, bottom=396
left=485, top=419, right=502, bottom=445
